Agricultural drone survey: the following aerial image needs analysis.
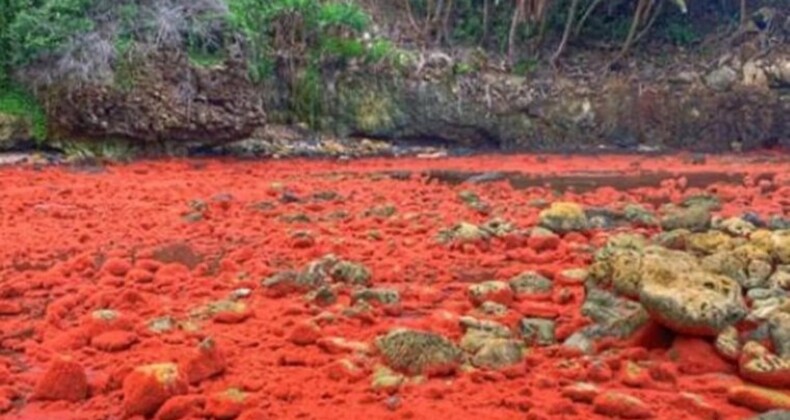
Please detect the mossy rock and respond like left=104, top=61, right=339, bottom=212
left=639, top=260, right=747, bottom=336
left=376, top=329, right=463, bottom=376
left=539, top=202, right=589, bottom=233
left=330, top=260, right=372, bottom=285
left=661, top=205, right=712, bottom=232
left=687, top=231, right=735, bottom=255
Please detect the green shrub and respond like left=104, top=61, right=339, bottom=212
left=663, top=20, right=698, bottom=46
left=0, top=85, right=48, bottom=142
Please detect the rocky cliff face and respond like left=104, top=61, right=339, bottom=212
left=308, top=47, right=789, bottom=153
left=15, top=27, right=790, bottom=155
left=45, top=52, right=265, bottom=145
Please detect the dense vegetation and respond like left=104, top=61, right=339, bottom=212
left=0, top=0, right=761, bottom=141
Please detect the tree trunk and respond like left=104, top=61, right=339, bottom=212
left=507, top=0, right=524, bottom=65
left=481, top=0, right=490, bottom=46
left=609, top=0, right=649, bottom=68
left=551, top=0, right=580, bottom=65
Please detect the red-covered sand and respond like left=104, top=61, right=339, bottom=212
left=1, top=153, right=789, bottom=419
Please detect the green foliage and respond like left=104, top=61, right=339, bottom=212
left=226, top=0, right=374, bottom=82
left=7, top=0, right=96, bottom=67
left=188, top=49, right=226, bottom=68
left=365, top=39, right=396, bottom=64
left=0, top=85, right=48, bottom=142
left=0, top=0, right=32, bottom=85
left=293, top=65, right=324, bottom=129
left=513, top=58, right=539, bottom=77
left=663, top=20, right=698, bottom=46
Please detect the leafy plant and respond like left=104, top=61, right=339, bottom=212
left=663, top=20, right=698, bottom=46
left=0, top=85, right=48, bottom=142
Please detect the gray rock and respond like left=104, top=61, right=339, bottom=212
left=468, top=280, right=511, bottom=304
left=745, top=323, right=772, bottom=342
left=749, top=296, right=790, bottom=323
left=585, top=208, right=621, bottom=229
left=701, top=251, right=748, bottom=287
left=376, top=329, right=463, bottom=376
left=229, top=288, right=252, bottom=300
left=681, top=195, right=721, bottom=211
left=478, top=301, right=509, bottom=316
left=538, top=202, right=589, bottom=233
left=262, top=270, right=318, bottom=295
left=705, top=66, right=738, bottom=91
left=582, top=288, right=650, bottom=339
left=774, top=231, right=790, bottom=264
left=747, top=288, right=787, bottom=301
left=459, top=316, right=512, bottom=337
left=768, top=311, right=790, bottom=357
left=769, top=217, right=790, bottom=231
left=746, top=259, right=773, bottom=289
left=749, top=410, right=790, bottom=420
left=471, top=339, right=524, bottom=369
left=509, top=271, right=553, bottom=296
left=562, top=325, right=600, bottom=354
left=520, top=318, right=556, bottom=346
left=661, top=205, right=711, bottom=232
left=148, top=316, right=176, bottom=334
left=352, top=288, right=400, bottom=305
left=330, top=260, right=372, bottom=285
left=640, top=266, right=747, bottom=336
left=480, top=218, right=514, bottom=237
left=770, top=265, right=790, bottom=289
left=624, top=204, right=658, bottom=227
left=653, top=229, right=691, bottom=250
left=305, top=285, right=338, bottom=306
left=719, top=217, right=756, bottom=236
left=437, top=222, right=490, bottom=244
left=92, top=309, right=119, bottom=321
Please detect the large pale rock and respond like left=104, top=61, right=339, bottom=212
left=639, top=249, right=747, bottom=336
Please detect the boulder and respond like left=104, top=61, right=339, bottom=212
left=470, top=339, right=524, bottom=369
left=661, top=205, right=711, bottom=232
left=376, top=329, right=463, bottom=376
left=48, top=52, right=264, bottom=145
left=509, top=271, right=553, bottom=296
left=639, top=250, right=747, bottom=336
left=705, top=66, right=738, bottom=91
left=538, top=202, right=589, bottom=233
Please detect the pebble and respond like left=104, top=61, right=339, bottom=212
left=519, top=318, right=556, bottom=346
